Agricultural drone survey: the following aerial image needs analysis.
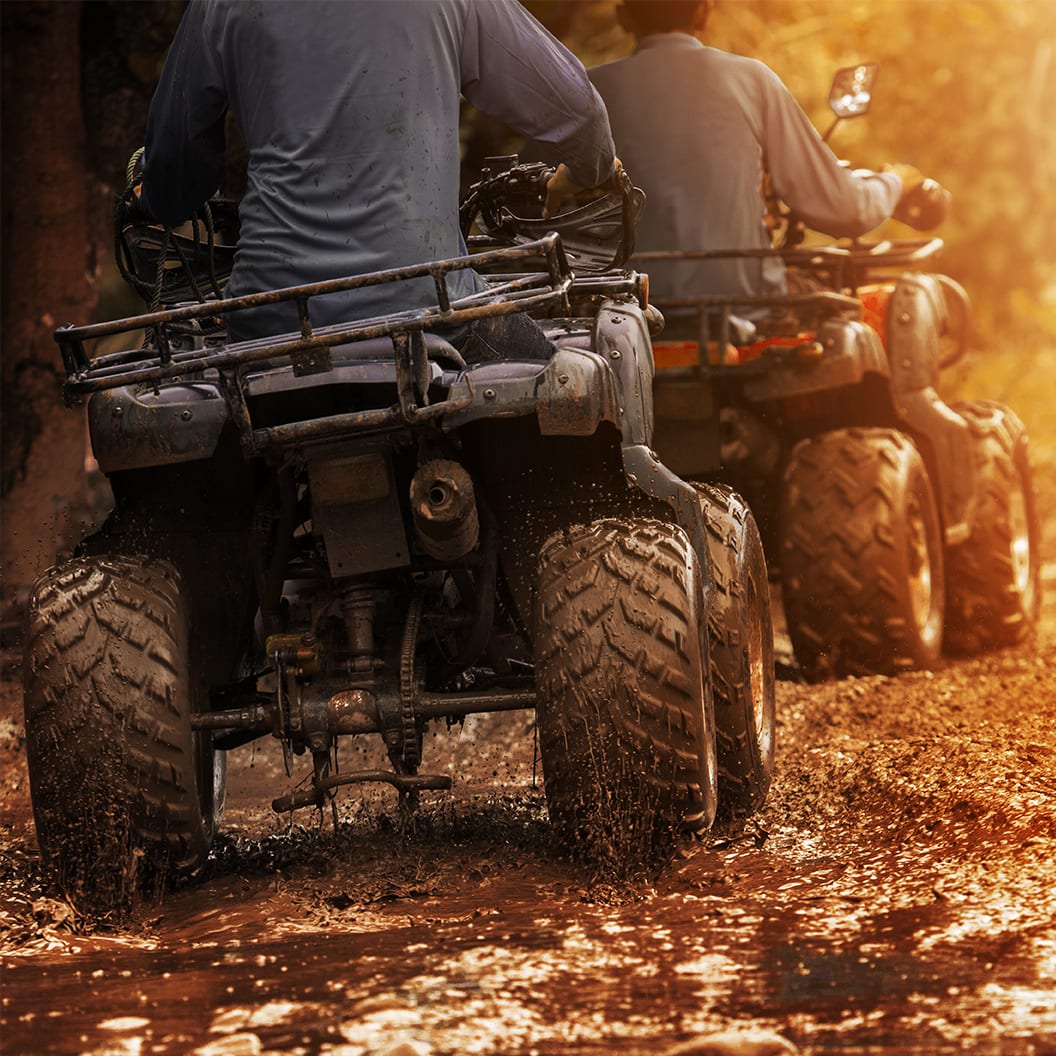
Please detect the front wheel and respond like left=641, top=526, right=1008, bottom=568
left=23, top=554, right=221, bottom=912
left=695, top=484, right=776, bottom=824
left=944, top=401, right=1041, bottom=653
left=780, top=428, right=945, bottom=680
left=533, top=518, right=716, bottom=875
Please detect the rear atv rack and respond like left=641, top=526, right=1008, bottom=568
left=636, top=238, right=968, bottom=366
left=635, top=238, right=944, bottom=287
left=57, top=234, right=573, bottom=397
left=634, top=238, right=946, bottom=343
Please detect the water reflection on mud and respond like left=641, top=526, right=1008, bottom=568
left=5, top=819, right=1056, bottom=1055
left=5, top=635, right=1056, bottom=1055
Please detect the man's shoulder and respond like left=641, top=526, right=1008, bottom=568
left=591, top=44, right=774, bottom=80
left=701, top=48, right=778, bottom=80
left=698, top=49, right=790, bottom=104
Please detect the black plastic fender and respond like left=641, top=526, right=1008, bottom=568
left=567, top=300, right=713, bottom=581
left=886, top=274, right=975, bottom=543
left=590, top=300, right=655, bottom=447
left=742, top=317, right=889, bottom=402
left=886, top=274, right=947, bottom=392
left=88, top=382, right=229, bottom=473
left=621, top=442, right=713, bottom=601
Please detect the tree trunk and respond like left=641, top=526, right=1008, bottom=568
left=1, top=2, right=93, bottom=608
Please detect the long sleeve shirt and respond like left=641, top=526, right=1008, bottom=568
left=586, top=33, right=901, bottom=309
left=140, top=0, right=615, bottom=339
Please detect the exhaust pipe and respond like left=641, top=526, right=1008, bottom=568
left=409, top=459, right=479, bottom=561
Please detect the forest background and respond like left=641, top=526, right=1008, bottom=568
left=2, top=0, right=1054, bottom=607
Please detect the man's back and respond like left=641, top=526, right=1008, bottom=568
left=592, top=38, right=785, bottom=306
left=590, top=30, right=899, bottom=311
left=143, top=0, right=614, bottom=338
left=218, top=1, right=473, bottom=332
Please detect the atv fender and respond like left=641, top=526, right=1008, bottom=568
left=886, top=274, right=975, bottom=543
left=590, top=300, right=655, bottom=447
left=442, top=350, right=620, bottom=435
left=535, top=347, right=622, bottom=436
left=540, top=302, right=711, bottom=574
left=443, top=298, right=653, bottom=444
left=621, top=442, right=713, bottom=594
left=886, top=274, right=946, bottom=392
left=89, top=382, right=229, bottom=473
left=742, top=318, right=889, bottom=402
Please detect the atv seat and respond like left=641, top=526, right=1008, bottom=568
left=243, top=331, right=465, bottom=398
left=329, top=331, right=465, bottom=367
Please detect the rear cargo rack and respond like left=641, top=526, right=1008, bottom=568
left=57, top=235, right=573, bottom=397
left=634, top=239, right=943, bottom=348
left=634, top=238, right=943, bottom=291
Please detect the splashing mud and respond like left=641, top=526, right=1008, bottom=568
left=3, top=591, right=1056, bottom=1054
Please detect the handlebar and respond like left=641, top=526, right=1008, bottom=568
left=892, top=177, right=951, bottom=231
left=460, top=156, right=645, bottom=274
left=634, top=237, right=945, bottom=291
left=769, top=166, right=951, bottom=251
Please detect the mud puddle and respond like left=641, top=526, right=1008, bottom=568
left=4, top=604, right=1056, bottom=1055
left=4, top=829, right=1056, bottom=1055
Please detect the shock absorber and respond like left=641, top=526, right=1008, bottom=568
left=340, top=583, right=383, bottom=673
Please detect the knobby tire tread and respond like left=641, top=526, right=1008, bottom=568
left=23, top=554, right=212, bottom=912
left=944, top=401, right=1041, bottom=653
left=780, top=427, right=944, bottom=680
left=694, top=483, right=776, bottom=822
left=534, top=518, right=711, bottom=875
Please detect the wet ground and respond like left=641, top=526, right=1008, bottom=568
left=5, top=404, right=1056, bottom=1056
left=3, top=579, right=1056, bottom=1055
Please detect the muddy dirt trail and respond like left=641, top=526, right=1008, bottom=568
left=3, top=491, right=1056, bottom=1055
left=4, top=604, right=1055, bottom=1055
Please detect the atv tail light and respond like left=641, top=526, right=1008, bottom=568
left=653, top=341, right=700, bottom=368
left=795, top=341, right=825, bottom=360
left=653, top=341, right=742, bottom=367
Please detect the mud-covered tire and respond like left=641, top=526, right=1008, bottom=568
left=534, top=518, right=716, bottom=874
left=780, top=428, right=945, bottom=680
left=944, top=401, right=1041, bottom=653
left=695, top=484, right=776, bottom=823
left=23, top=554, right=221, bottom=912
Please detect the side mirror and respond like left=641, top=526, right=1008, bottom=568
left=828, top=62, right=878, bottom=121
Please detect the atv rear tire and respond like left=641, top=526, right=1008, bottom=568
left=780, top=428, right=945, bottom=680
left=944, top=401, right=1041, bottom=653
left=695, top=484, right=776, bottom=822
left=534, top=518, right=716, bottom=875
left=23, top=554, right=221, bottom=912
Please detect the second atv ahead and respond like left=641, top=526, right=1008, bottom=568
left=640, top=64, right=1041, bottom=681
left=23, top=159, right=775, bottom=911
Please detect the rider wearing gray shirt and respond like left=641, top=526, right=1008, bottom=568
left=140, top=0, right=616, bottom=343
left=587, top=1, right=904, bottom=315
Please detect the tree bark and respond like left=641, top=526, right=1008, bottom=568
left=1, top=1, right=185, bottom=612
left=1, top=2, right=93, bottom=607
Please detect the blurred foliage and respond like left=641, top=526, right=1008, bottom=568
left=465, top=0, right=1056, bottom=349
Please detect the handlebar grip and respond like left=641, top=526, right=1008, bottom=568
left=892, top=177, right=951, bottom=230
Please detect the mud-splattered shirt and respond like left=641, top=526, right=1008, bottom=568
left=586, top=33, right=901, bottom=310
left=140, top=0, right=615, bottom=339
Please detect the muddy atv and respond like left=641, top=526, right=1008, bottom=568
left=23, top=161, right=775, bottom=909
left=639, top=65, right=1041, bottom=681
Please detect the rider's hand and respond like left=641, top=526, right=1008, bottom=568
left=881, top=162, right=924, bottom=194
left=543, top=157, right=624, bottom=219
left=543, top=164, right=584, bottom=218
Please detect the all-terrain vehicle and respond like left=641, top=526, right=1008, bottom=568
left=23, top=159, right=775, bottom=909
left=640, top=64, right=1041, bottom=681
